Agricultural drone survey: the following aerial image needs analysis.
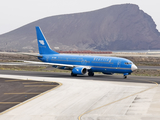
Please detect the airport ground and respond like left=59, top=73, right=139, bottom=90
left=0, top=52, right=160, bottom=76
left=0, top=52, right=160, bottom=120
left=0, top=71, right=160, bottom=120
left=0, top=78, right=59, bottom=112
left=1, top=52, right=160, bottom=66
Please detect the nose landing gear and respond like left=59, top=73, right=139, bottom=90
left=123, top=75, right=127, bottom=79
left=123, top=73, right=129, bottom=79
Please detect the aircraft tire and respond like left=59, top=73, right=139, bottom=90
left=123, top=75, right=127, bottom=79
left=71, top=72, right=77, bottom=76
left=88, top=72, right=94, bottom=76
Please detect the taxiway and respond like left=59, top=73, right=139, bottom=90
left=0, top=70, right=159, bottom=120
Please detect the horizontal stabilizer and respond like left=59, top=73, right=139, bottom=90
left=16, top=53, right=43, bottom=58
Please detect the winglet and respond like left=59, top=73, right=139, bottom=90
left=36, top=26, right=59, bottom=54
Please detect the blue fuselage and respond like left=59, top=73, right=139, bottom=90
left=38, top=54, right=133, bottom=74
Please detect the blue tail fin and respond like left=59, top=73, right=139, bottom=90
left=36, top=26, right=59, bottom=54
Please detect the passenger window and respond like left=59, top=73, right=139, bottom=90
left=125, top=62, right=132, bottom=65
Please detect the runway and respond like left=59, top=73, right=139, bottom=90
left=0, top=70, right=160, bottom=84
left=138, top=66, right=160, bottom=70
left=0, top=70, right=160, bottom=120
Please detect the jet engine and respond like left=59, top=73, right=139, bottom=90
left=72, top=67, right=87, bottom=75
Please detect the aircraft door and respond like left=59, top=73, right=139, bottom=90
left=81, top=59, right=87, bottom=65
left=117, top=61, right=121, bottom=68
left=46, top=56, right=49, bottom=62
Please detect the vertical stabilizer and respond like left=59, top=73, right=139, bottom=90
left=36, top=26, right=59, bottom=54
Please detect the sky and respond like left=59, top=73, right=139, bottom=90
left=0, top=0, right=160, bottom=35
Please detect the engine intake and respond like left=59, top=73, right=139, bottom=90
left=72, top=67, right=87, bottom=75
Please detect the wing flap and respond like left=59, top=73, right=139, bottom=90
left=23, top=61, right=74, bottom=67
left=23, top=61, right=91, bottom=70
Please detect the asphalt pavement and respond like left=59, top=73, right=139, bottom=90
left=0, top=70, right=160, bottom=84
left=0, top=77, right=59, bottom=113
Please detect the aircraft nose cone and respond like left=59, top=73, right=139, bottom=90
left=131, top=64, right=138, bottom=71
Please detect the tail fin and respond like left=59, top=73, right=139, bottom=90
left=36, top=26, right=59, bottom=54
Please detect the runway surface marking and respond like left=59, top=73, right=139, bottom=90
left=78, top=78, right=159, bottom=120
left=0, top=79, right=62, bottom=115
left=22, top=82, right=54, bottom=84
left=24, top=85, right=58, bottom=87
left=0, top=102, right=21, bottom=104
left=5, top=80, right=23, bottom=82
left=4, top=93, right=40, bottom=95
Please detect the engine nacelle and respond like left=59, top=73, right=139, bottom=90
left=102, top=72, right=114, bottom=75
left=72, top=67, right=87, bottom=75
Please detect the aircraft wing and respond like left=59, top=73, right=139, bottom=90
left=23, top=61, right=91, bottom=69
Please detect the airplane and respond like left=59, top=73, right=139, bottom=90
left=24, top=26, right=138, bottom=79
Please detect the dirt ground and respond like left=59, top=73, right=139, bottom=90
left=0, top=53, right=39, bottom=62
left=124, top=56, right=160, bottom=66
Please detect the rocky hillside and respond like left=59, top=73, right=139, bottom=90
left=0, top=4, right=160, bottom=52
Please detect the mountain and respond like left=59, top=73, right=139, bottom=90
left=0, top=4, right=160, bottom=52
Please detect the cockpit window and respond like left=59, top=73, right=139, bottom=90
left=125, top=62, right=132, bottom=65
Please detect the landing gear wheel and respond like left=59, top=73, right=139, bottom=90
left=88, top=72, right=94, bottom=76
left=71, top=72, right=77, bottom=76
left=123, top=75, right=127, bottom=79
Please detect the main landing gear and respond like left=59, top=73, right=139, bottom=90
left=88, top=72, right=94, bottom=76
left=71, top=72, right=77, bottom=76
left=71, top=72, right=94, bottom=77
